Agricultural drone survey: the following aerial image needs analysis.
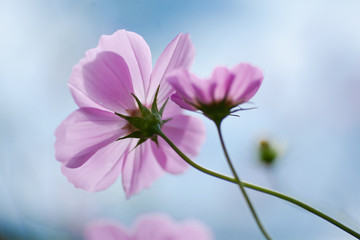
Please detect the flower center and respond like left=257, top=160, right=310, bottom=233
left=115, top=87, right=170, bottom=147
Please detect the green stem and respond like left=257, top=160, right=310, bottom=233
left=157, top=130, right=360, bottom=239
left=243, top=182, right=360, bottom=239
left=216, top=122, right=272, bottom=240
left=157, top=130, right=233, bottom=183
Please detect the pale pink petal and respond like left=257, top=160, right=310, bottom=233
left=133, top=214, right=175, bottom=239
left=134, top=214, right=213, bottom=240
left=168, top=69, right=217, bottom=106
left=84, top=220, right=131, bottom=240
left=229, top=63, right=263, bottom=104
left=170, top=92, right=197, bottom=111
left=70, top=51, right=136, bottom=114
left=69, top=84, right=107, bottom=111
left=211, top=66, right=235, bottom=101
left=160, top=99, right=184, bottom=119
left=96, top=30, right=152, bottom=102
left=61, top=140, right=131, bottom=192
left=121, top=141, right=164, bottom=198
left=167, top=69, right=197, bottom=102
left=190, top=80, right=216, bottom=105
left=148, top=33, right=195, bottom=105
left=174, top=221, right=214, bottom=240
left=169, top=63, right=263, bottom=113
left=55, top=107, right=126, bottom=168
left=151, top=114, right=206, bottom=174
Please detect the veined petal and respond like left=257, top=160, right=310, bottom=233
left=170, top=92, right=197, bottom=111
left=61, top=140, right=131, bottom=192
left=148, top=33, right=195, bottom=106
left=121, top=141, right=164, bottom=198
left=151, top=114, right=206, bottom=174
left=55, top=107, right=126, bottom=168
left=160, top=99, right=184, bottom=120
left=70, top=52, right=136, bottom=114
left=190, top=79, right=216, bottom=105
left=211, top=66, right=235, bottom=101
left=229, top=63, right=263, bottom=104
left=84, top=221, right=131, bottom=240
left=167, top=69, right=197, bottom=103
left=95, top=30, right=152, bottom=102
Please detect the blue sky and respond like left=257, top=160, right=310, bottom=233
left=1, top=0, right=360, bottom=239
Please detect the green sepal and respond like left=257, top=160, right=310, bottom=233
left=131, top=93, right=151, bottom=118
left=151, top=135, right=159, bottom=147
left=134, top=138, right=147, bottom=149
left=124, top=116, right=148, bottom=130
left=114, top=86, right=172, bottom=149
left=159, top=97, right=169, bottom=117
left=162, top=118, right=172, bottom=125
left=151, top=85, right=161, bottom=114
left=116, top=131, right=144, bottom=141
left=115, top=112, right=131, bottom=120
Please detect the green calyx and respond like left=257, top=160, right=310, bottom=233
left=197, top=100, right=257, bottom=126
left=115, top=86, right=170, bottom=148
left=198, top=100, right=232, bottom=126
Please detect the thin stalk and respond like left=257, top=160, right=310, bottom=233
left=216, top=122, right=272, bottom=240
left=157, top=130, right=360, bottom=239
left=243, top=182, right=360, bottom=239
left=157, top=130, right=233, bottom=183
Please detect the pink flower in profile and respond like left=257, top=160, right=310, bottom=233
left=84, top=213, right=213, bottom=240
left=55, top=30, right=205, bottom=198
left=167, top=64, right=263, bottom=124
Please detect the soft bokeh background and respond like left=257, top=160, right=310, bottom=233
left=1, top=0, right=360, bottom=239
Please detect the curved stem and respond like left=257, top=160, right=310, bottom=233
left=157, top=130, right=234, bottom=183
left=216, top=123, right=272, bottom=240
left=158, top=130, right=360, bottom=239
left=242, top=182, right=360, bottom=239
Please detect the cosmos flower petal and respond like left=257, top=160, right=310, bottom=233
left=92, top=30, right=152, bottom=102
left=84, top=214, right=213, bottom=240
left=211, top=66, right=235, bottom=101
left=148, top=33, right=195, bottom=105
left=70, top=51, right=136, bottom=114
left=167, top=69, right=197, bottom=103
left=170, top=92, right=197, bottom=111
left=173, top=220, right=214, bottom=240
left=159, top=99, right=184, bottom=120
left=57, top=30, right=206, bottom=196
left=151, top=114, right=206, bottom=174
left=229, top=63, right=263, bottom=103
left=55, top=107, right=127, bottom=168
left=168, top=63, right=263, bottom=121
left=121, top=141, right=164, bottom=198
left=190, top=79, right=216, bottom=105
left=61, top=140, right=131, bottom=192
left=84, top=220, right=131, bottom=240
left=134, top=214, right=213, bottom=240
left=133, top=214, right=175, bottom=239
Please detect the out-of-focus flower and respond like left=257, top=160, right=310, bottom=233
left=256, top=136, right=286, bottom=168
left=167, top=64, right=263, bottom=124
left=84, top=213, right=213, bottom=240
left=55, top=30, right=205, bottom=198
left=258, top=140, right=278, bottom=167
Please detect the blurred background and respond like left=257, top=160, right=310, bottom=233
left=1, top=0, right=360, bottom=239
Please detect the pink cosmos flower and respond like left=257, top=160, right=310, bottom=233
left=84, top=213, right=213, bottom=240
left=167, top=64, right=263, bottom=124
left=55, top=30, right=205, bottom=198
